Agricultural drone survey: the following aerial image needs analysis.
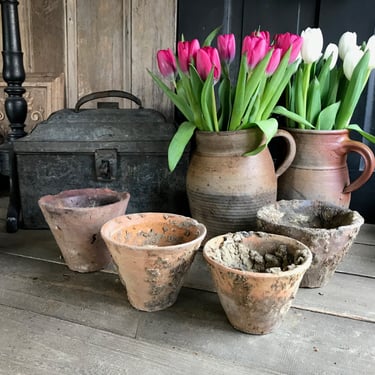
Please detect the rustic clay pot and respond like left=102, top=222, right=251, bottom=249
left=38, top=188, right=130, bottom=272
left=186, top=128, right=296, bottom=241
left=203, top=231, right=312, bottom=335
left=100, top=213, right=207, bottom=312
left=277, top=128, right=375, bottom=207
left=256, top=200, right=364, bottom=288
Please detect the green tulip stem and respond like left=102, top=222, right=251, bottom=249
left=302, top=63, right=312, bottom=122
left=211, top=86, right=219, bottom=132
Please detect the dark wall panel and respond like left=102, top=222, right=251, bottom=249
left=177, top=0, right=375, bottom=222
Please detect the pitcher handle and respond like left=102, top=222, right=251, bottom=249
left=273, top=129, right=297, bottom=178
left=341, top=140, right=375, bottom=193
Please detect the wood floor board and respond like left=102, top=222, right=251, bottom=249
left=135, top=298, right=375, bottom=375
left=0, top=305, right=258, bottom=375
left=0, top=252, right=374, bottom=375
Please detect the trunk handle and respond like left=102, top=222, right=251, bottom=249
left=74, top=90, right=143, bottom=112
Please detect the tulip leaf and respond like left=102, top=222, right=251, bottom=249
left=228, top=54, right=248, bottom=130
left=294, top=67, right=304, bottom=124
left=242, top=118, right=278, bottom=156
left=317, top=54, right=332, bottom=106
left=243, top=81, right=262, bottom=126
left=168, top=121, right=196, bottom=172
left=200, top=69, right=215, bottom=131
left=203, top=26, right=221, bottom=46
left=218, top=75, right=232, bottom=130
left=307, top=77, right=321, bottom=125
left=335, top=51, right=370, bottom=129
left=259, top=51, right=300, bottom=121
left=326, top=68, right=339, bottom=107
left=243, top=50, right=273, bottom=121
left=347, top=124, right=375, bottom=144
left=148, top=69, right=194, bottom=123
left=316, top=101, right=341, bottom=130
left=272, top=106, right=315, bottom=129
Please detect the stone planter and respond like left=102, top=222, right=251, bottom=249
left=203, top=231, right=312, bottom=334
left=101, top=213, right=206, bottom=312
left=38, top=188, right=130, bottom=272
left=257, top=200, right=364, bottom=288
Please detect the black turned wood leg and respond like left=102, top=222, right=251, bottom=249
left=0, top=0, right=28, bottom=232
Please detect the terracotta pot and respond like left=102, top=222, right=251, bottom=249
left=277, top=128, right=375, bottom=207
left=38, top=188, right=130, bottom=272
left=100, top=213, right=206, bottom=312
left=257, top=200, right=364, bottom=288
left=203, top=231, right=312, bottom=335
left=186, top=128, right=296, bottom=240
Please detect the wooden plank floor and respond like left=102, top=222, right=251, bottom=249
left=0, top=199, right=374, bottom=374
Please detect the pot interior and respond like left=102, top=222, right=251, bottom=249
left=59, top=194, right=119, bottom=209
left=257, top=200, right=357, bottom=230
left=109, top=216, right=204, bottom=247
left=40, top=189, right=122, bottom=209
left=204, top=232, right=310, bottom=274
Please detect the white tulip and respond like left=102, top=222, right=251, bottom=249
left=343, top=48, right=364, bottom=80
left=323, top=43, right=338, bottom=70
left=365, top=35, right=375, bottom=70
left=301, top=27, right=323, bottom=63
left=338, top=31, right=358, bottom=60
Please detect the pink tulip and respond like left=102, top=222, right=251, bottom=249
left=217, top=33, right=236, bottom=64
left=266, top=47, right=282, bottom=75
left=250, top=30, right=270, bottom=45
left=196, top=46, right=221, bottom=82
left=274, top=32, right=303, bottom=63
left=177, top=39, right=200, bottom=72
left=242, top=35, right=269, bottom=69
left=156, top=49, right=177, bottom=78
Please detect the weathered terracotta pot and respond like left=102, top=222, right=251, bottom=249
left=100, top=213, right=206, bottom=312
left=186, top=128, right=296, bottom=240
left=277, top=128, right=375, bottom=207
left=38, top=188, right=130, bottom=272
left=257, top=200, right=364, bottom=288
left=203, top=231, right=312, bottom=335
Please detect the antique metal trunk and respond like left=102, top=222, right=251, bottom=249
left=13, top=91, right=189, bottom=229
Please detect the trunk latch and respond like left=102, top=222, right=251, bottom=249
left=95, top=149, right=117, bottom=181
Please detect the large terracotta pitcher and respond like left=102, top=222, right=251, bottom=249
left=186, top=128, right=296, bottom=240
left=277, top=129, right=375, bottom=207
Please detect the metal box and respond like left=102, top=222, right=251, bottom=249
left=13, top=91, right=189, bottom=228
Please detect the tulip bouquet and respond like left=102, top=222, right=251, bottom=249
left=273, top=27, right=375, bottom=143
left=149, top=28, right=303, bottom=171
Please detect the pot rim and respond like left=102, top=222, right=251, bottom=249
left=256, top=200, right=364, bottom=234
left=280, top=127, right=350, bottom=135
left=195, top=128, right=261, bottom=137
left=203, top=231, right=312, bottom=278
left=38, top=188, right=130, bottom=212
left=100, top=212, right=207, bottom=251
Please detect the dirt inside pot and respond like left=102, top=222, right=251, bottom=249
left=208, top=232, right=309, bottom=274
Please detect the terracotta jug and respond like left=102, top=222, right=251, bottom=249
left=277, top=128, right=375, bottom=207
left=186, top=128, right=296, bottom=240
